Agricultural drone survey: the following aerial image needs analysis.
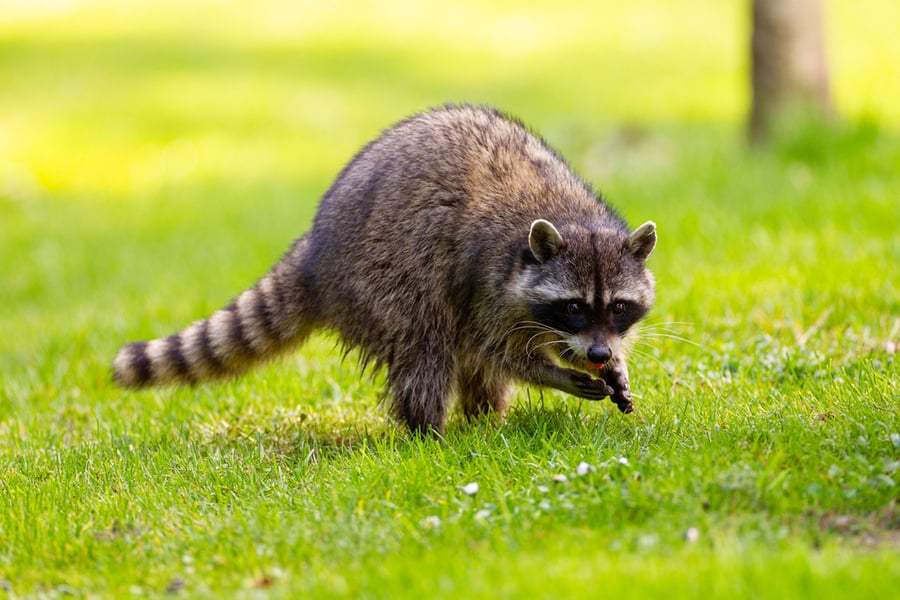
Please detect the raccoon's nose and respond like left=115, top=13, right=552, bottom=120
left=587, top=344, right=612, bottom=365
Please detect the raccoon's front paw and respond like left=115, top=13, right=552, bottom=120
left=603, top=368, right=633, bottom=413
left=570, top=371, right=614, bottom=402
left=611, top=387, right=633, bottom=414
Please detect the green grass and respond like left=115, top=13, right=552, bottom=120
left=1, top=0, right=899, bottom=597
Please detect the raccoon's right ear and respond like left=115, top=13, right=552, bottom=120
left=529, top=219, right=564, bottom=263
left=627, top=221, right=657, bottom=262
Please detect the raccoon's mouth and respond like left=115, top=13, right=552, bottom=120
left=541, top=346, right=606, bottom=379
left=585, top=360, right=607, bottom=372
left=581, top=360, right=607, bottom=378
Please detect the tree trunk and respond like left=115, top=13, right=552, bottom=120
left=749, top=0, right=832, bottom=143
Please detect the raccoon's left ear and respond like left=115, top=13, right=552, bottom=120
left=529, top=219, right=564, bottom=263
left=627, top=221, right=657, bottom=262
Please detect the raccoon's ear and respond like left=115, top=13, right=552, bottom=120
left=627, top=221, right=657, bottom=262
left=529, top=219, right=564, bottom=263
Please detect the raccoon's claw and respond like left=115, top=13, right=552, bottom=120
left=611, top=388, right=634, bottom=413
left=602, top=367, right=633, bottom=413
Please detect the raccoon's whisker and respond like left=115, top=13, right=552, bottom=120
left=632, top=324, right=695, bottom=341
left=641, top=321, right=693, bottom=327
left=626, top=346, right=666, bottom=370
left=635, top=326, right=685, bottom=335
left=632, top=323, right=693, bottom=335
left=508, top=324, right=550, bottom=335
left=631, top=339, right=660, bottom=351
left=529, top=338, right=569, bottom=353
left=524, top=329, right=559, bottom=348
left=559, top=347, right=579, bottom=364
left=515, top=321, right=568, bottom=358
left=510, top=320, right=555, bottom=329
left=520, top=333, right=549, bottom=354
left=525, top=337, right=568, bottom=359
left=507, top=321, right=564, bottom=338
left=639, top=332, right=704, bottom=348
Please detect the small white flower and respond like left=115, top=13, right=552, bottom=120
left=461, top=482, right=479, bottom=496
left=536, top=485, right=549, bottom=494
left=474, top=509, right=491, bottom=520
left=576, top=462, right=595, bottom=476
left=684, top=527, right=700, bottom=543
left=891, top=433, right=900, bottom=448
left=617, top=457, right=630, bottom=467
left=552, top=473, right=568, bottom=483
left=422, top=516, right=441, bottom=528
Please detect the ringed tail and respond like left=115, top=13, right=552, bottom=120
left=112, top=237, right=314, bottom=387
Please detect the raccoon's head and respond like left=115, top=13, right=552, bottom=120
left=511, top=218, right=656, bottom=373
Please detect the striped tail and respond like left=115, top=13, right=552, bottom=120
left=112, top=237, right=315, bottom=387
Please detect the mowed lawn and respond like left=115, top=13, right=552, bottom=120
left=1, top=0, right=898, bottom=597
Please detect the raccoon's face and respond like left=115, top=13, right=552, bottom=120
left=511, top=218, right=656, bottom=373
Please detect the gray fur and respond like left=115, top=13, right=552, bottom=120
left=112, top=105, right=657, bottom=435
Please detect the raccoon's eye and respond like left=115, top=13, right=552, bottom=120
left=612, top=301, right=626, bottom=315
left=566, top=301, right=582, bottom=315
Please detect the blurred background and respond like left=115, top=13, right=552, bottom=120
left=2, top=0, right=898, bottom=202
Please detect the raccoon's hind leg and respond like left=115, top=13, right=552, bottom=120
left=457, top=367, right=514, bottom=423
left=387, top=345, right=455, bottom=436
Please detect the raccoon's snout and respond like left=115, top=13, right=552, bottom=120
left=587, top=344, right=612, bottom=365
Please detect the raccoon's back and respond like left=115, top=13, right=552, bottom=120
left=301, top=105, right=612, bottom=359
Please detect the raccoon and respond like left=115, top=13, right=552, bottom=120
left=113, top=105, right=657, bottom=435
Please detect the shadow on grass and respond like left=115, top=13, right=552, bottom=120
left=185, top=391, right=639, bottom=463
left=499, top=394, right=634, bottom=446
left=189, top=404, right=389, bottom=462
